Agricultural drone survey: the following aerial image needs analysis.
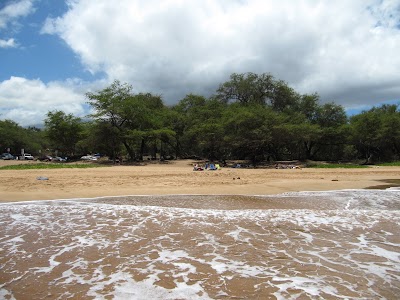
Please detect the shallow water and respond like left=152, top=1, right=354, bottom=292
left=0, top=189, right=399, bottom=299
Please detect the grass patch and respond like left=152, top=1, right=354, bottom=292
left=377, top=161, right=400, bottom=166
left=0, top=163, right=108, bottom=170
left=306, top=163, right=368, bottom=169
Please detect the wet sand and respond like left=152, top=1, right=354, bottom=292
left=1, top=192, right=399, bottom=299
left=1, top=160, right=400, bottom=299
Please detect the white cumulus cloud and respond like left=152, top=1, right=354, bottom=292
left=0, top=0, right=35, bottom=29
left=0, top=37, right=16, bottom=48
left=40, top=0, right=400, bottom=109
left=3, top=0, right=400, bottom=127
left=0, top=77, right=89, bottom=127
left=0, top=0, right=36, bottom=50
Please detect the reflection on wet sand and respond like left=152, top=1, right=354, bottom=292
left=1, top=190, right=399, bottom=299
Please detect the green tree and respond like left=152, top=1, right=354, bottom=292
left=350, top=104, right=400, bottom=162
left=44, top=110, right=84, bottom=156
left=271, top=101, right=347, bottom=161
left=86, top=80, right=170, bottom=161
left=173, top=95, right=226, bottom=159
left=313, top=103, right=348, bottom=160
left=296, top=93, right=320, bottom=122
left=0, top=120, right=44, bottom=155
left=379, top=105, right=400, bottom=159
left=163, top=108, right=186, bottom=159
left=222, top=104, right=277, bottom=165
left=216, top=72, right=301, bottom=112
left=269, top=79, right=300, bottom=112
left=78, top=120, right=121, bottom=159
left=0, top=120, right=25, bottom=153
left=173, top=94, right=208, bottom=158
left=274, top=122, right=322, bottom=160
left=216, top=72, right=275, bottom=105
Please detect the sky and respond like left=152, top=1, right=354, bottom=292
left=0, top=0, right=399, bottom=127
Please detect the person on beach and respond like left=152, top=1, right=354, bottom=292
left=193, top=164, right=204, bottom=171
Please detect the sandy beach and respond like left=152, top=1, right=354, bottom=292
left=1, top=160, right=400, bottom=299
left=0, top=159, right=399, bottom=202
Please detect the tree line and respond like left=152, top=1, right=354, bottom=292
left=1, top=72, right=399, bottom=164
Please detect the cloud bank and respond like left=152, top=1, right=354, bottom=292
left=1, top=0, right=400, bottom=126
left=41, top=0, right=400, bottom=107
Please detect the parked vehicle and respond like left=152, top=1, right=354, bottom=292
left=81, top=155, right=98, bottom=161
left=1, top=153, right=14, bottom=160
left=39, top=155, right=52, bottom=161
left=52, top=156, right=67, bottom=162
left=20, top=153, right=34, bottom=160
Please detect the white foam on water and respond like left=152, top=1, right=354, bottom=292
left=279, top=188, right=400, bottom=210
left=0, top=289, right=16, bottom=300
left=112, top=273, right=211, bottom=300
left=272, top=276, right=339, bottom=300
left=0, top=189, right=399, bottom=299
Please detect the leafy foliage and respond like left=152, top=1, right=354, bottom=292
left=350, top=104, right=400, bottom=162
left=44, top=110, right=84, bottom=156
left=0, top=120, right=43, bottom=155
left=2, top=73, right=399, bottom=164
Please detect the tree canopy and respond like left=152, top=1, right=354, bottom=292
left=44, top=110, right=84, bottom=156
left=1, top=73, right=399, bottom=164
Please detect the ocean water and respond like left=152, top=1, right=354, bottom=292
left=0, top=189, right=399, bottom=299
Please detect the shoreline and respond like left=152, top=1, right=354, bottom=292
left=1, top=184, right=399, bottom=207
left=1, top=161, right=399, bottom=299
left=1, top=160, right=400, bottom=203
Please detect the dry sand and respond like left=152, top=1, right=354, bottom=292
left=1, top=159, right=399, bottom=202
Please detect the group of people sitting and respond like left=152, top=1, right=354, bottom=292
left=193, top=162, right=221, bottom=171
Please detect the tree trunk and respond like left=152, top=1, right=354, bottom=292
left=123, top=140, right=135, bottom=161
left=175, top=138, right=181, bottom=159
left=304, top=141, right=313, bottom=160
left=139, top=138, right=145, bottom=161
left=152, top=140, right=157, bottom=160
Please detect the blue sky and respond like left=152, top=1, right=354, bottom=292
left=1, top=0, right=102, bottom=82
left=2, top=1, right=69, bottom=79
left=1, top=0, right=399, bottom=126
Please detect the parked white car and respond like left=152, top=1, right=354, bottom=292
left=81, top=155, right=97, bottom=161
left=20, top=153, right=34, bottom=160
